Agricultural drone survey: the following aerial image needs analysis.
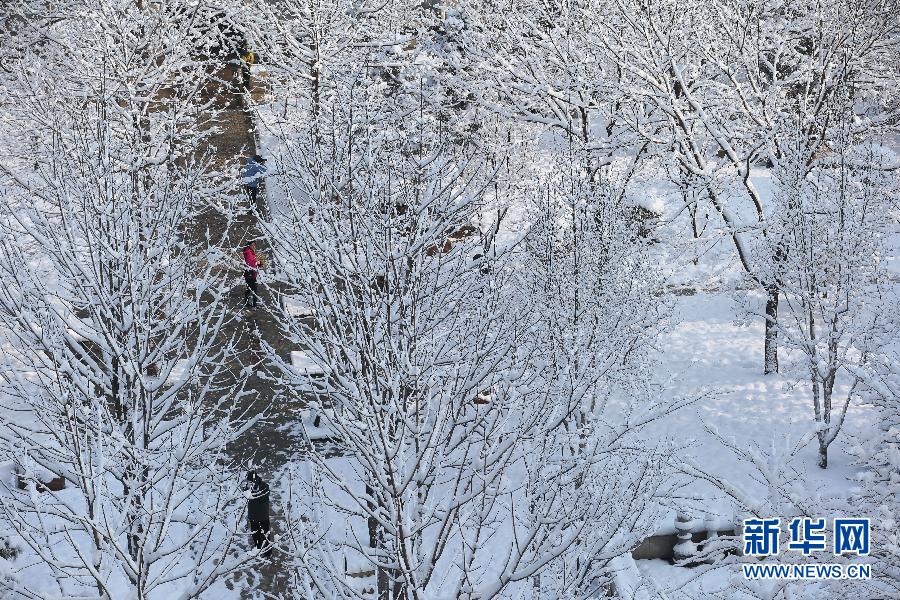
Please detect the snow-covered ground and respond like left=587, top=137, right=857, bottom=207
left=651, top=290, right=876, bottom=519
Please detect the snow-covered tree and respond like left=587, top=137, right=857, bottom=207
left=474, top=1, right=638, bottom=157
left=514, top=140, right=690, bottom=597
left=252, top=15, right=690, bottom=585
left=596, top=0, right=900, bottom=374
left=759, top=125, right=898, bottom=469
left=0, top=0, right=262, bottom=596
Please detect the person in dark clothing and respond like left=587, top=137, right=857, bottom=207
left=242, top=240, right=259, bottom=308
left=244, top=470, right=272, bottom=557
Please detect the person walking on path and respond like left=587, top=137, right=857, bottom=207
left=244, top=470, right=272, bottom=557
left=242, top=154, right=267, bottom=209
left=243, top=240, right=260, bottom=308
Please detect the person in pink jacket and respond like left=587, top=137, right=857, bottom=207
left=243, top=240, right=259, bottom=308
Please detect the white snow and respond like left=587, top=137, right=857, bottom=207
left=290, top=351, right=326, bottom=376
left=283, top=297, right=315, bottom=318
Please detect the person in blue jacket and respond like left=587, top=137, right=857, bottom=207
left=243, top=155, right=267, bottom=208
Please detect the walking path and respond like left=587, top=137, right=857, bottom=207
left=189, top=67, right=301, bottom=598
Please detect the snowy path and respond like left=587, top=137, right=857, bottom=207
left=189, top=72, right=303, bottom=598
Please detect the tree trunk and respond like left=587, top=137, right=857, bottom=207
left=763, top=284, right=779, bottom=374
left=817, top=439, right=828, bottom=469
left=366, top=482, right=384, bottom=597
left=377, top=544, right=390, bottom=600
